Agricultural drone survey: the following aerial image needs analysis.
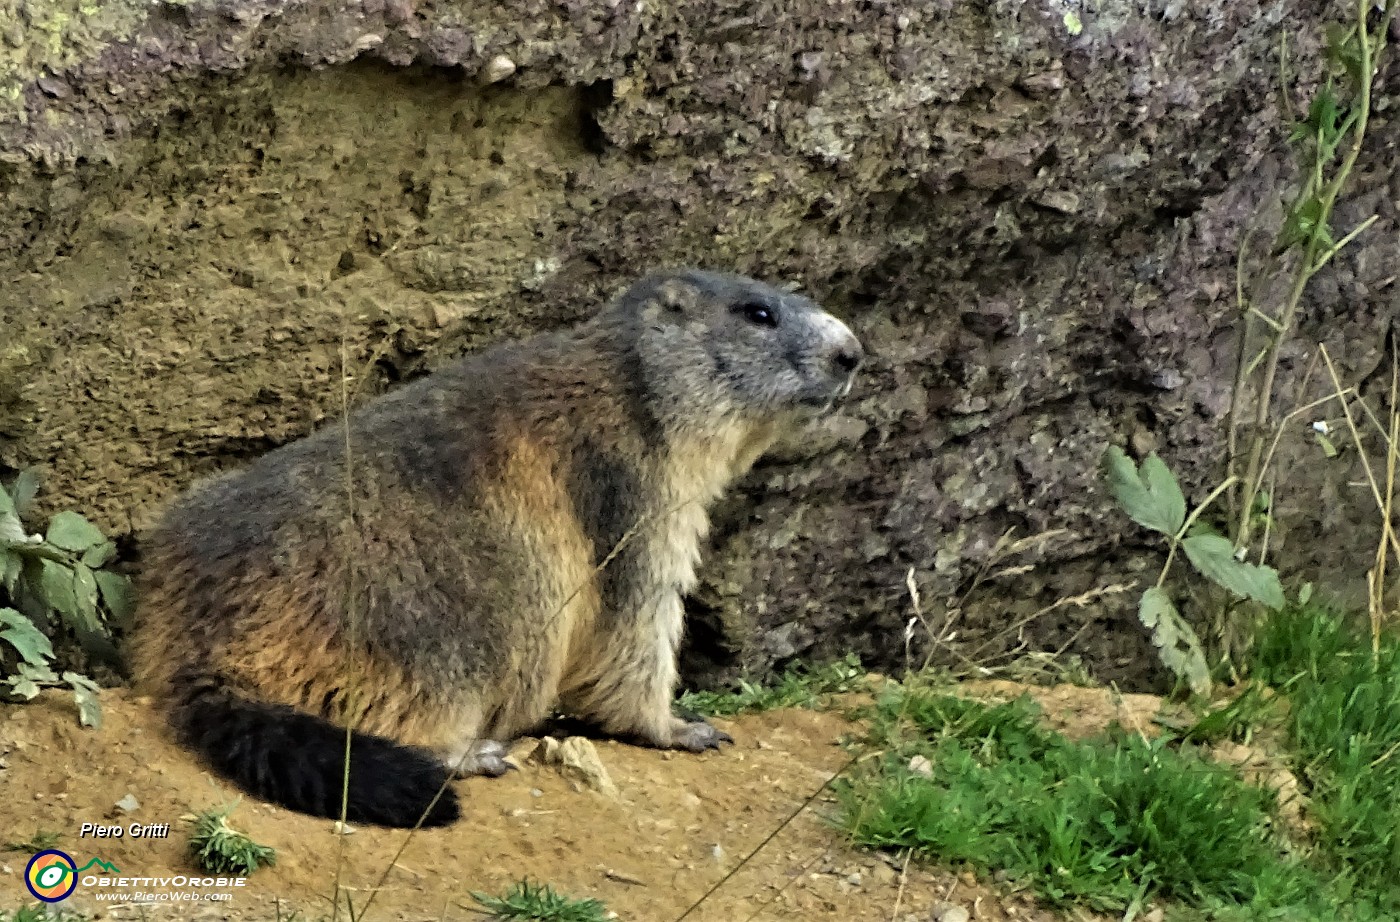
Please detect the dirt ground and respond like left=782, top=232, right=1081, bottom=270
left=0, top=684, right=1149, bottom=922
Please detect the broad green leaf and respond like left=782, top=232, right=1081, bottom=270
left=7, top=675, right=41, bottom=700
left=1298, top=582, right=1314, bottom=606
left=0, top=511, right=26, bottom=546
left=16, top=660, right=57, bottom=684
left=1, top=549, right=19, bottom=593
left=10, top=540, right=68, bottom=562
left=1140, top=455, right=1187, bottom=528
left=63, top=672, right=102, bottom=729
left=0, top=607, right=54, bottom=667
left=1182, top=534, right=1286, bottom=610
left=1101, top=447, right=1187, bottom=537
left=46, top=511, right=107, bottom=553
left=72, top=563, right=101, bottom=631
left=38, top=558, right=78, bottom=621
left=95, top=571, right=134, bottom=627
left=14, top=558, right=46, bottom=617
left=1138, top=588, right=1211, bottom=698
left=81, top=540, right=117, bottom=569
left=10, top=469, right=40, bottom=519
left=1315, top=433, right=1338, bottom=458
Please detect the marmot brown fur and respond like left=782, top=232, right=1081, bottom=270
left=127, top=269, right=863, bottom=828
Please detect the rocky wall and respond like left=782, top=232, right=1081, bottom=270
left=2, top=0, right=1396, bottom=690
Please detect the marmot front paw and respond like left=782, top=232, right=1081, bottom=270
left=670, top=719, right=734, bottom=752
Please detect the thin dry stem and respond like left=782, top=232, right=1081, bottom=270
left=1257, top=369, right=1335, bottom=491
left=1356, top=387, right=1395, bottom=444
left=1257, top=471, right=1276, bottom=567
left=888, top=850, right=913, bottom=922
left=1376, top=335, right=1399, bottom=652
left=1279, top=32, right=1297, bottom=124
left=674, top=757, right=857, bottom=922
left=1316, top=214, right=1382, bottom=271
left=962, top=583, right=1135, bottom=667
left=332, top=329, right=361, bottom=922
left=737, top=847, right=831, bottom=922
left=1320, top=344, right=1400, bottom=565
left=901, top=529, right=1065, bottom=680
left=1226, top=221, right=1259, bottom=520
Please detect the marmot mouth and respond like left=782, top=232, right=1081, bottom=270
left=797, top=385, right=852, bottom=412
left=791, top=367, right=856, bottom=411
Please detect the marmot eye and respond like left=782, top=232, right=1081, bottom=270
left=737, top=301, right=778, bottom=328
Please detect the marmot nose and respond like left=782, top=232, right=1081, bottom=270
left=833, top=340, right=863, bottom=375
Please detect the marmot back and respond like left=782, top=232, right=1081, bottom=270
left=127, top=269, right=863, bottom=827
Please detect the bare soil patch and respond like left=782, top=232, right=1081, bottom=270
left=0, top=687, right=1123, bottom=921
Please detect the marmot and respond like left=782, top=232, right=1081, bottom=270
left=127, top=269, right=863, bottom=828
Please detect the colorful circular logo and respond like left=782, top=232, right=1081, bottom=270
left=25, top=849, right=78, bottom=902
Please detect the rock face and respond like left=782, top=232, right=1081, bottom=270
left=1, top=0, right=1395, bottom=690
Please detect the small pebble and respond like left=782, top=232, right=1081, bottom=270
left=530, top=788, right=544, bottom=798
left=846, top=872, right=862, bottom=887
left=114, top=793, right=140, bottom=813
left=484, top=54, right=516, bottom=83
left=930, top=902, right=970, bottom=922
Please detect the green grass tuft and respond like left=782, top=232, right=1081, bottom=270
left=839, top=686, right=1302, bottom=913
left=186, top=803, right=277, bottom=876
left=1251, top=604, right=1400, bottom=893
left=1178, top=681, right=1281, bottom=745
left=678, top=653, right=866, bottom=717
left=469, top=879, right=609, bottom=921
left=3, top=829, right=61, bottom=854
left=0, top=908, right=88, bottom=922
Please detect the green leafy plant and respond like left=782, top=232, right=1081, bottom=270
left=1102, top=447, right=1285, bottom=697
left=186, top=803, right=277, bottom=876
left=1096, top=4, right=1399, bottom=690
left=1229, top=1, right=1398, bottom=551
left=469, top=879, right=610, bottom=922
left=678, top=653, right=866, bottom=717
left=3, top=829, right=62, bottom=854
left=0, top=469, right=130, bottom=726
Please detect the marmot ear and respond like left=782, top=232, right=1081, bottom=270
left=655, top=279, right=699, bottom=315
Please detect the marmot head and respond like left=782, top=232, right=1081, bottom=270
left=611, top=269, right=864, bottom=430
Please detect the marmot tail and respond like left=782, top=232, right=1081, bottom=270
left=170, top=673, right=460, bottom=828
